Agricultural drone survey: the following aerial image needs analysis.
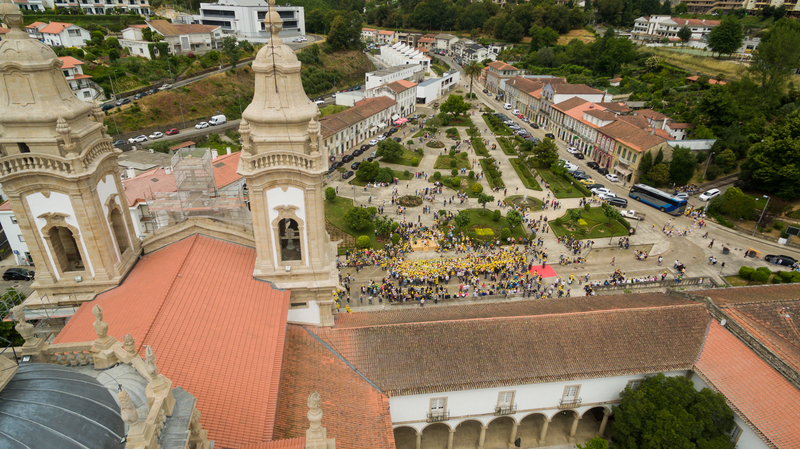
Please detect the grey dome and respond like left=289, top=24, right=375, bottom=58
left=0, top=363, right=125, bottom=449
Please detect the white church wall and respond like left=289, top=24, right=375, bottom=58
left=96, top=174, right=127, bottom=262
left=287, top=300, right=321, bottom=325
left=265, top=186, right=308, bottom=267
left=690, top=374, right=768, bottom=449
left=26, top=191, right=95, bottom=279
left=390, top=370, right=689, bottom=432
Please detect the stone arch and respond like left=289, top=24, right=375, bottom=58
left=271, top=205, right=305, bottom=263
left=485, top=415, right=515, bottom=449
left=393, top=425, right=418, bottom=449
left=38, top=212, right=88, bottom=277
left=421, top=422, right=450, bottom=448
left=581, top=406, right=613, bottom=440
left=105, top=195, right=130, bottom=257
left=543, top=409, right=579, bottom=446
left=518, top=413, right=548, bottom=447
left=453, top=419, right=482, bottom=449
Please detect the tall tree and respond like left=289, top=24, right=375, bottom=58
left=661, top=0, right=672, bottom=14
left=221, top=36, right=241, bottom=69
left=677, top=25, right=692, bottom=45
left=529, top=25, right=560, bottom=52
left=440, top=94, right=470, bottom=116
left=463, top=61, right=483, bottom=101
left=749, top=19, right=800, bottom=98
left=530, top=138, right=559, bottom=168
left=741, top=109, right=800, bottom=199
left=668, top=146, right=697, bottom=186
left=706, top=16, right=744, bottom=58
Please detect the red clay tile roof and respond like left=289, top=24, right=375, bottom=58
left=585, top=109, right=618, bottom=122
left=597, top=102, right=631, bottom=114
left=0, top=201, right=11, bottom=211
left=599, top=119, right=666, bottom=152
left=377, top=30, right=394, bottom=35
left=54, top=235, right=291, bottom=448
left=362, top=28, right=376, bottom=32
left=39, top=22, right=76, bottom=35
left=695, top=284, right=800, bottom=305
left=553, top=97, right=588, bottom=112
left=551, top=84, right=603, bottom=95
left=635, top=108, right=669, bottom=121
left=122, top=167, right=176, bottom=207
left=148, top=20, right=219, bottom=36
left=319, top=96, right=396, bottom=138
left=273, top=325, right=396, bottom=449
left=238, top=437, right=305, bottom=449
left=487, top=60, right=519, bottom=71
left=695, top=321, right=800, bottom=449
left=506, top=77, right=547, bottom=95
left=25, top=21, right=44, bottom=28
left=667, top=122, right=694, bottom=129
left=618, top=114, right=650, bottom=129
left=311, top=296, right=710, bottom=396
left=212, top=151, right=242, bottom=189
left=169, top=141, right=196, bottom=150
left=386, top=80, right=416, bottom=93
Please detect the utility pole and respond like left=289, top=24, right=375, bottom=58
left=753, top=195, right=770, bottom=236
left=701, top=151, right=715, bottom=180
left=179, top=101, right=186, bottom=129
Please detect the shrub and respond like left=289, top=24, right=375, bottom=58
left=756, top=266, right=773, bottom=276
left=705, top=165, right=721, bottom=181
left=391, top=222, right=400, bottom=232
left=391, top=234, right=401, bottom=244
left=492, top=209, right=502, bottom=222
left=779, top=271, right=795, bottom=282
left=771, top=276, right=783, bottom=284
left=417, top=148, right=424, bottom=155
left=411, top=157, right=419, bottom=166
left=450, top=177, right=461, bottom=188
left=773, top=221, right=785, bottom=231
left=468, top=170, right=475, bottom=179
left=450, top=159, right=458, bottom=168
left=357, top=235, right=371, bottom=248
left=449, top=149, right=456, bottom=157
left=324, top=187, right=336, bottom=201
left=584, top=203, right=591, bottom=212
left=433, top=171, right=441, bottom=180
left=472, top=183, right=483, bottom=194
left=738, top=266, right=755, bottom=280
left=451, top=168, right=458, bottom=177
left=500, top=228, right=511, bottom=240
left=553, top=218, right=563, bottom=226
left=751, top=270, right=770, bottom=284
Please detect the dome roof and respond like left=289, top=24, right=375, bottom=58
left=0, top=363, right=125, bottom=449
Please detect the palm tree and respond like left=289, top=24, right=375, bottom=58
left=463, top=61, right=483, bottom=102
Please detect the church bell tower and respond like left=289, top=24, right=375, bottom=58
left=0, top=0, right=141, bottom=296
left=237, top=0, right=337, bottom=326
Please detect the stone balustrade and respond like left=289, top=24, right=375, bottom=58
left=247, top=152, right=319, bottom=171
left=81, top=140, right=115, bottom=170
left=0, top=154, right=74, bottom=176
left=48, top=341, right=94, bottom=366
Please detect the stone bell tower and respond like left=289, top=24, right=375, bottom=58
left=0, top=0, right=140, bottom=296
left=237, top=0, right=336, bottom=326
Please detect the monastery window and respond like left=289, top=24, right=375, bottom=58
left=429, top=397, right=446, bottom=416
left=562, top=385, right=580, bottom=401
left=626, top=379, right=643, bottom=390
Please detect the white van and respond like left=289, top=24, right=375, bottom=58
left=503, top=103, right=512, bottom=110
left=209, top=115, right=227, bottom=126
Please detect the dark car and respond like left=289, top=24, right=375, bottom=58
left=595, top=167, right=609, bottom=176
left=574, top=152, right=585, bottom=159
left=133, top=92, right=145, bottom=100
left=573, top=172, right=591, bottom=180
left=112, top=139, right=126, bottom=147
left=587, top=161, right=600, bottom=170
left=351, top=161, right=361, bottom=170
left=332, top=161, right=344, bottom=169
left=483, top=89, right=489, bottom=93
left=765, top=255, right=798, bottom=266
left=544, top=133, right=555, bottom=139
left=353, top=149, right=364, bottom=157
left=383, top=131, right=391, bottom=137
left=342, top=170, right=354, bottom=179
left=393, top=137, right=402, bottom=142
left=115, top=98, right=131, bottom=106
left=100, top=103, right=115, bottom=111
left=360, top=144, right=370, bottom=151
left=390, top=127, right=398, bottom=133
left=147, top=89, right=157, bottom=95
left=165, top=128, right=180, bottom=135
left=3, top=268, right=34, bottom=281
left=327, top=166, right=337, bottom=175
left=606, top=197, right=628, bottom=208
left=365, top=156, right=375, bottom=162
left=531, top=123, right=540, bottom=129
left=585, top=183, right=604, bottom=190
left=342, top=154, right=354, bottom=163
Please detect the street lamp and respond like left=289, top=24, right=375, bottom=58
left=753, top=195, right=770, bottom=236
left=702, top=151, right=715, bottom=180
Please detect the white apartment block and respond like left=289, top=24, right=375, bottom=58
left=50, top=0, right=150, bottom=15
left=379, top=42, right=431, bottom=71
left=11, top=0, right=47, bottom=11
left=32, top=22, right=90, bottom=48
left=416, top=71, right=460, bottom=105
left=632, top=16, right=720, bottom=46
left=365, top=64, right=425, bottom=90
left=196, top=0, right=304, bottom=41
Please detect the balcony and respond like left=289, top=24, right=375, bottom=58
left=558, top=398, right=582, bottom=409
left=495, top=404, right=517, bottom=416
left=426, top=410, right=449, bottom=422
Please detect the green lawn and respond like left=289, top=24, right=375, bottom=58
left=434, top=152, right=470, bottom=170
left=443, top=208, right=529, bottom=243
left=431, top=175, right=482, bottom=198
left=444, top=116, right=474, bottom=126
left=350, top=169, right=412, bottom=186
left=481, top=115, right=512, bottom=135
left=548, top=206, right=629, bottom=239
left=446, top=128, right=461, bottom=140
left=497, top=137, right=517, bottom=156
left=788, top=209, right=800, bottom=220
left=509, top=158, right=542, bottom=191
left=320, top=104, right=350, bottom=117
left=412, top=127, right=435, bottom=138
left=479, top=158, right=505, bottom=188
left=380, top=148, right=423, bottom=167
left=535, top=165, right=589, bottom=199
left=324, top=197, right=382, bottom=249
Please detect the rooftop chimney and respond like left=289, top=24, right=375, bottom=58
left=126, top=167, right=136, bottom=179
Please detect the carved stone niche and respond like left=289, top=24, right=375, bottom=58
left=271, top=205, right=305, bottom=264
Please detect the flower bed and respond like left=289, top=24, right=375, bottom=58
left=398, top=195, right=423, bottom=207
left=426, top=140, right=445, bottom=149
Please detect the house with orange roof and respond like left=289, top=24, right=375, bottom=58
left=485, top=60, right=520, bottom=95
left=23, top=21, right=45, bottom=39
left=596, top=119, right=671, bottom=183
left=504, top=76, right=566, bottom=121
left=538, top=83, right=612, bottom=129
left=319, top=96, right=398, bottom=157
left=361, top=27, right=377, bottom=42
left=634, top=108, right=671, bottom=130
left=58, top=56, right=102, bottom=102
left=37, top=22, right=91, bottom=47
left=686, top=75, right=727, bottom=85
left=665, top=121, right=694, bottom=140
left=376, top=29, right=395, bottom=45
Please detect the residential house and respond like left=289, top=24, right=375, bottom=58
left=415, top=70, right=460, bottom=104
left=538, top=83, right=612, bottom=128
left=23, top=21, right=45, bottom=39
left=379, top=42, right=430, bottom=71
left=632, top=16, right=720, bottom=46
left=396, top=31, right=422, bottom=48
left=665, top=121, right=694, bottom=140
left=417, top=36, right=435, bottom=51
left=634, top=108, right=670, bottom=130
left=596, top=119, right=671, bottom=184
left=365, top=64, right=425, bottom=90
left=11, top=0, right=45, bottom=11
left=376, top=29, right=395, bottom=45
left=504, top=76, right=566, bottom=121
left=485, top=60, right=520, bottom=95
left=146, top=20, right=223, bottom=57
left=461, top=44, right=493, bottom=63
left=550, top=97, right=593, bottom=148
left=434, top=33, right=458, bottom=54
left=37, top=22, right=91, bottom=48
left=361, top=27, right=376, bottom=43
left=385, top=80, right=417, bottom=116
left=119, top=25, right=151, bottom=59
left=59, top=56, right=102, bottom=102
left=686, top=75, right=727, bottom=85
left=319, top=96, right=398, bottom=157
left=196, top=0, right=305, bottom=40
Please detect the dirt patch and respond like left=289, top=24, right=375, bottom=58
left=558, top=29, right=596, bottom=45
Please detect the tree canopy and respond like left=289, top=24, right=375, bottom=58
left=612, top=374, right=735, bottom=449
left=440, top=94, right=470, bottom=116
left=707, top=16, right=744, bottom=58
left=749, top=19, right=800, bottom=100
left=668, top=146, right=697, bottom=186
left=531, top=138, right=559, bottom=168
left=376, top=139, right=405, bottom=161
left=741, top=109, right=800, bottom=199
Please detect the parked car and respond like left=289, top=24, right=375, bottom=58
left=595, top=167, right=609, bottom=176
left=165, top=128, right=180, bottom=135
left=605, top=196, right=629, bottom=208
left=585, top=183, right=604, bottom=190
left=587, top=161, right=600, bottom=170
left=365, top=157, right=375, bottom=162
left=572, top=172, right=591, bottom=180
left=112, top=139, right=126, bottom=147
left=512, top=109, right=520, bottom=115
left=699, top=188, right=721, bottom=201
left=360, top=145, right=370, bottom=151
left=133, top=92, right=145, bottom=100
left=149, top=131, right=164, bottom=139
left=566, top=147, right=579, bottom=154
left=531, top=123, right=540, bottom=129
left=195, top=122, right=209, bottom=129
left=3, top=268, right=34, bottom=281
left=342, top=170, right=354, bottom=179
left=351, top=161, right=361, bottom=170
left=376, top=135, right=386, bottom=141
left=159, top=84, right=171, bottom=90
left=331, top=161, right=344, bottom=169
left=369, top=139, right=378, bottom=146
left=147, top=89, right=157, bottom=95
left=393, top=137, right=402, bottom=142
left=353, top=149, right=364, bottom=157
left=128, top=135, right=148, bottom=143
left=578, top=178, right=595, bottom=186
left=115, top=98, right=131, bottom=106
left=544, top=133, right=555, bottom=139
left=574, top=153, right=585, bottom=159
left=620, top=210, right=646, bottom=220
left=591, top=187, right=613, bottom=196
left=482, top=89, right=489, bottom=93
left=764, top=255, right=798, bottom=266
left=503, top=103, right=512, bottom=110
left=606, top=173, right=619, bottom=182
left=342, top=154, right=354, bottom=163
left=100, top=103, right=115, bottom=111
left=390, top=127, right=398, bottom=133
left=675, top=192, right=689, bottom=199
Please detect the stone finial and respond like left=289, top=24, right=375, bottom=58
left=145, top=345, right=159, bottom=379
left=56, top=117, right=77, bottom=156
left=11, top=306, right=36, bottom=343
left=263, top=0, right=284, bottom=36
left=92, top=304, right=108, bottom=339
left=239, top=119, right=252, bottom=154
left=123, top=333, right=136, bottom=356
left=91, top=101, right=109, bottom=136
left=0, top=0, right=25, bottom=38
left=119, top=389, right=139, bottom=426
left=188, top=408, right=210, bottom=449
left=306, top=392, right=334, bottom=449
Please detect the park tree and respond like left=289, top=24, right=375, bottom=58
left=531, top=138, right=559, bottom=168
left=551, top=159, right=568, bottom=177
left=706, top=16, right=744, bottom=58
left=647, top=163, right=670, bottom=185
left=454, top=211, right=471, bottom=230
left=677, top=25, right=692, bottom=45
left=612, top=374, right=735, bottom=449
left=325, top=187, right=337, bottom=202
left=440, top=94, right=470, bottom=116
left=464, top=61, right=483, bottom=100
left=638, top=151, right=653, bottom=175
left=654, top=148, right=664, bottom=165
left=90, top=30, right=105, bottom=45
left=668, top=146, right=697, bottom=186
left=741, top=109, right=800, bottom=199
left=714, top=148, right=737, bottom=173
left=749, top=19, right=800, bottom=99
left=709, top=187, right=756, bottom=220
left=0, top=289, right=26, bottom=347
left=222, top=36, right=241, bottom=68
left=477, top=193, right=495, bottom=214
left=528, top=25, right=559, bottom=52
left=506, top=210, right=522, bottom=229
left=374, top=215, right=394, bottom=236
left=602, top=203, right=618, bottom=224
left=376, top=139, right=405, bottom=161
left=356, top=160, right=381, bottom=182
left=106, top=36, right=120, bottom=48
left=471, top=183, right=484, bottom=195
left=344, top=207, right=373, bottom=231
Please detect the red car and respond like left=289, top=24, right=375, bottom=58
left=516, top=114, right=525, bottom=119
left=165, top=128, right=180, bottom=135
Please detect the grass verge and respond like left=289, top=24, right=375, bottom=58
left=434, top=152, right=471, bottom=170
left=442, top=208, right=528, bottom=242
left=548, top=206, right=629, bottom=239
left=535, top=166, right=589, bottom=199
left=509, top=158, right=542, bottom=190
left=324, top=197, right=382, bottom=250
left=381, top=149, right=423, bottom=167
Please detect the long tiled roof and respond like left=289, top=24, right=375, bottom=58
left=58, top=56, right=83, bottom=68
left=553, top=97, right=588, bottom=112
left=0, top=201, right=12, bottom=211
left=597, top=102, right=631, bottom=114
left=695, top=284, right=800, bottom=305
left=487, top=60, right=518, bottom=71
left=312, top=296, right=710, bottom=396
left=273, top=325, right=396, bottom=449
left=54, top=235, right=291, bottom=448
left=599, top=119, right=666, bottom=152
left=39, top=22, right=75, bottom=35
left=122, top=167, right=176, bottom=207
left=386, top=80, right=416, bottom=93
left=148, top=20, right=219, bottom=36
left=695, top=321, right=800, bottom=449
left=239, top=438, right=306, bottom=449
left=552, top=83, right=604, bottom=95
left=319, top=96, right=395, bottom=138
left=636, top=108, right=669, bottom=121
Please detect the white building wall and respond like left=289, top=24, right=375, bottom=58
left=287, top=300, right=321, bottom=325
left=0, top=210, right=30, bottom=265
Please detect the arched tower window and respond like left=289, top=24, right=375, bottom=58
left=48, top=226, right=83, bottom=272
left=278, top=218, right=301, bottom=261
left=109, top=208, right=129, bottom=254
